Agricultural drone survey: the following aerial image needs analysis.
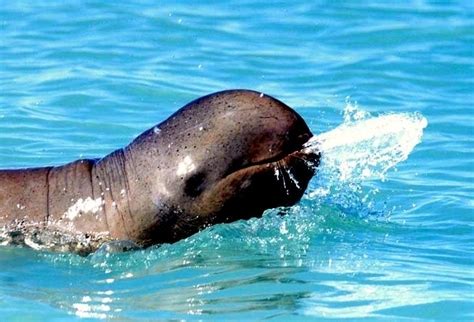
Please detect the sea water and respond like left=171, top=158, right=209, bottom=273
left=0, top=1, right=472, bottom=320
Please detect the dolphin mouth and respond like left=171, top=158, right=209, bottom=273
left=248, top=135, right=316, bottom=169
left=227, top=134, right=318, bottom=178
left=210, top=135, right=319, bottom=222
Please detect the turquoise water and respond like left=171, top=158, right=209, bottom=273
left=1, top=1, right=473, bottom=320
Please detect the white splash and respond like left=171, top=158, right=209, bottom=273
left=64, top=197, right=103, bottom=220
left=304, top=107, right=428, bottom=183
left=176, top=155, right=196, bottom=176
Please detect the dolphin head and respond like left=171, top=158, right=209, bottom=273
left=124, top=90, right=319, bottom=245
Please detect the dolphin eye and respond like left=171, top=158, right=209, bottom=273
left=224, top=156, right=246, bottom=177
left=184, top=172, right=206, bottom=198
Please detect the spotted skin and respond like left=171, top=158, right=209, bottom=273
left=0, top=90, right=319, bottom=252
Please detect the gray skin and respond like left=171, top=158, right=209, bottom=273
left=0, top=90, right=319, bottom=251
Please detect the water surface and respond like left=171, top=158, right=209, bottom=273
left=0, top=1, right=473, bottom=320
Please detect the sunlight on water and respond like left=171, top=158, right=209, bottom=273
left=303, top=280, right=435, bottom=318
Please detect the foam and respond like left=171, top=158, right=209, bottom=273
left=305, top=109, right=427, bottom=182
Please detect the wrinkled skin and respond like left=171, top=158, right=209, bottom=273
left=0, top=90, right=319, bottom=251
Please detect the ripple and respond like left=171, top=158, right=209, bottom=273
left=1, top=0, right=473, bottom=320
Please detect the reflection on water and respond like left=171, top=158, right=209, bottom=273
left=72, top=290, right=116, bottom=319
